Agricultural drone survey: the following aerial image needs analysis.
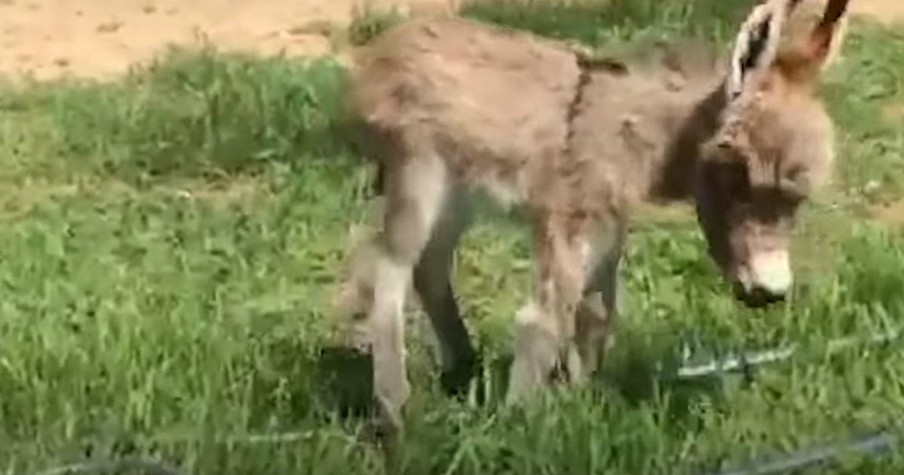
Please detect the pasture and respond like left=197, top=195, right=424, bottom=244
left=0, top=0, right=903, bottom=473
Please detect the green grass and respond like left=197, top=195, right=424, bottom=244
left=1, top=0, right=904, bottom=473
left=460, top=0, right=750, bottom=53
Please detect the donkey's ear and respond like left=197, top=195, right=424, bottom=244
left=805, top=0, right=851, bottom=67
left=726, top=0, right=801, bottom=100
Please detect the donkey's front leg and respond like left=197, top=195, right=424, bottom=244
left=506, top=212, right=591, bottom=404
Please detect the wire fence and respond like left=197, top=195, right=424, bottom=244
left=671, top=328, right=900, bottom=379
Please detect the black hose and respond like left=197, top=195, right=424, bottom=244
left=706, top=429, right=900, bottom=475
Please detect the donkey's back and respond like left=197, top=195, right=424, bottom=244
left=351, top=17, right=589, bottom=203
left=350, top=16, right=715, bottom=207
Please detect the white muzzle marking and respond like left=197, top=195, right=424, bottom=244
left=748, top=249, right=793, bottom=295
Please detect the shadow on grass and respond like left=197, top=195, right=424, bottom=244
left=308, top=328, right=733, bottom=422
left=310, top=346, right=508, bottom=421
left=315, top=346, right=375, bottom=420
left=372, top=334, right=729, bottom=431
left=598, top=332, right=730, bottom=432
left=238, top=332, right=379, bottom=430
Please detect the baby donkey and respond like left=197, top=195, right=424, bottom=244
left=337, top=0, right=851, bottom=434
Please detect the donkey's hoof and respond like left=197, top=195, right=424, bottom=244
left=362, top=410, right=404, bottom=449
left=440, top=354, right=481, bottom=399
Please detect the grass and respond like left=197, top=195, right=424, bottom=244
left=0, top=0, right=903, bottom=473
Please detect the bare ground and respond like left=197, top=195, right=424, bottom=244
left=0, top=0, right=457, bottom=80
left=1, top=0, right=901, bottom=81
left=873, top=199, right=904, bottom=227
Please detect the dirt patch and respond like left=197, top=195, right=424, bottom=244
left=0, top=0, right=456, bottom=81
left=167, top=176, right=273, bottom=210
left=873, top=199, right=904, bottom=227
left=850, top=0, right=904, bottom=25
left=883, top=102, right=904, bottom=124
left=0, top=0, right=901, bottom=81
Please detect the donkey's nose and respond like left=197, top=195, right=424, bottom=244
left=735, top=284, right=787, bottom=308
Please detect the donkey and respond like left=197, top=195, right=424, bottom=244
left=337, top=0, right=851, bottom=433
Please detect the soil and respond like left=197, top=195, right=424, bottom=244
left=0, top=0, right=456, bottom=80
left=874, top=199, right=904, bottom=227
left=0, top=0, right=900, bottom=81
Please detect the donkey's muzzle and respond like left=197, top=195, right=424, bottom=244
left=734, top=249, right=792, bottom=308
left=734, top=283, right=787, bottom=308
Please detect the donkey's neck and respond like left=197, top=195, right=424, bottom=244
left=648, top=81, right=728, bottom=202
left=564, top=67, right=727, bottom=214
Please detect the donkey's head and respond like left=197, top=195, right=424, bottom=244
left=694, top=0, right=848, bottom=307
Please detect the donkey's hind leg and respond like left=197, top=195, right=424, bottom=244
left=412, top=188, right=478, bottom=397
left=368, top=152, right=450, bottom=435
